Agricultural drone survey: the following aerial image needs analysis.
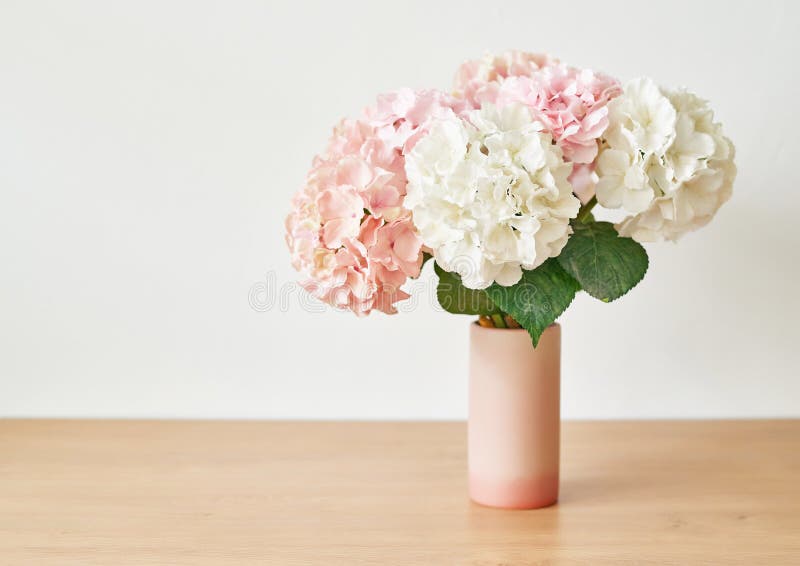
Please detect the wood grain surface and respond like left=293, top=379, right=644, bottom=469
left=1, top=420, right=798, bottom=565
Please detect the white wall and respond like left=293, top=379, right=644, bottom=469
left=1, top=0, right=798, bottom=419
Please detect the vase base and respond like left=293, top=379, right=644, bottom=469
left=469, top=474, right=559, bottom=510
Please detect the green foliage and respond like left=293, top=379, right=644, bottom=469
left=557, top=221, right=648, bottom=302
left=434, top=262, right=502, bottom=316
left=485, top=259, right=580, bottom=347
left=431, top=220, right=648, bottom=344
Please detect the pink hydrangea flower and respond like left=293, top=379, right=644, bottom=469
left=453, top=50, right=558, bottom=103
left=455, top=53, right=621, bottom=202
left=285, top=89, right=457, bottom=315
left=302, top=218, right=421, bottom=316
left=366, top=89, right=466, bottom=155
left=482, top=67, right=621, bottom=164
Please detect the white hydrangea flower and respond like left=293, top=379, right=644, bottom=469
left=595, top=77, right=677, bottom=213
left=596, top=78, right=736, bottom=242
left=604, top=77, right=677, bottom=155
left=404, top=103, right=580, bottom=289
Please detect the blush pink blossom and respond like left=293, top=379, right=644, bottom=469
left=326, top=88, right=460, bottom=221
left=366, top=88, right=466, bottom=155
left=482, top=67, right=622, bottom=164
left=456, top=54, right=621, bottom=201
left=453, top=51, right=558, bottom=103
left=303, top=218, right=422, bottom=316
left=285, top=89, right=455, bottom=315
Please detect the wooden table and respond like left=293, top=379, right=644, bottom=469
left=1, top=420, right=798, bottom=565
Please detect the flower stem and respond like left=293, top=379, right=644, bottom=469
left=576, top=196, right=597, bottom=224
left=479, top=314, right=520, bottom=328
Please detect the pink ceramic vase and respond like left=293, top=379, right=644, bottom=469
left=468, top=322, right=560, bottom=509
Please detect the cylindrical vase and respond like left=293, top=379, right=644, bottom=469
left=468, top=322, right=561, bottom=509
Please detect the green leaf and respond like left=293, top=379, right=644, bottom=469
left=557, top=221, right=648, bottom=303
left=434, top=262, right=502, bottom=316
left=485, top=259, right=580, bottom=347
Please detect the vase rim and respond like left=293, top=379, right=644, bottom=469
left=471, top=321, right=560, bottom=331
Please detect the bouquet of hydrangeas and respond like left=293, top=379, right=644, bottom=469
left=286, top=51, right=736, bottom=345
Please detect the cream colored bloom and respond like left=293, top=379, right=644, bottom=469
left=596, top=78, right=735, bottom=242
left=404, top=103, right=580, bottom=289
